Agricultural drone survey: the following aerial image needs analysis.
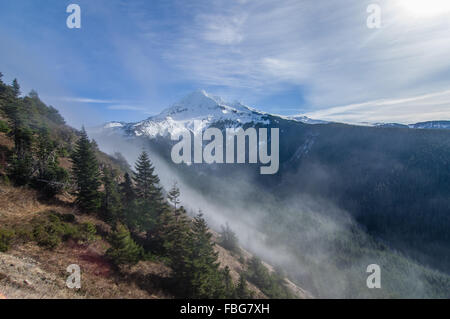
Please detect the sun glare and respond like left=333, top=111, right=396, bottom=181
left=397, top=0, right=450, bottom=18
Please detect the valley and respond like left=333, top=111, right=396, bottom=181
left=94, top=90, right=450, bottom=298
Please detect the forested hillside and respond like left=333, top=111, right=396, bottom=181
left=0, top=73, right=306, bottom=299
left=95, top=94, right=450, bottom=298
left=113, top=111, right=450, bottom=276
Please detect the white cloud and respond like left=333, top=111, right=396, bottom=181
left=305, top=89, right=450, bottom=124
left=159, top=0, right=450, bottom=121
left=13, top=0, right=449, bottom=125
left=58, top=97, right=119, bottom=104
left=198, top=13, right=247, bottom=45
left=107, top=104, right=147, bottom=111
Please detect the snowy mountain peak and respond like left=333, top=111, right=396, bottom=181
left=173, top=90, right=223, bottom=111
left=152, top=90, right=265, bottom=124
left=409, top=120, right=450, bottom=129
left=101, top=91, right=328, bottom=139
left=106, top=91, right=271, bottom=138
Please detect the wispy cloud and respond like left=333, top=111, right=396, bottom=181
left=156, top=0, right=450, bottom=118
left=198, top=13, right=247, bottom=45
left=58, top=97, right=150, bottom=113
left=305, top=89, right=450, bottom=124
left=2, top=0, right=450, bottom=125
left=58, top=97, right=120, bottom=104
left=107, top=104, right=148, bottom=112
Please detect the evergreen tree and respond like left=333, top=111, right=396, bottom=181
left=4, top=102, right=21, bottom=130
left=35, top=126, right=55, bottom=178
left=166, top=212, right=226, bottom=298
left=133, top=151, right=166, bottom=231
left=106, top=223, right=144, bottom=266
left=167, top=182, right=181, bottom=212
left=32, top=127, right=68, bottom=197
left=120, top=172, right=135, bottom=201
left=133, top=151, right=162, bottom=202
left=9, top=126, right=33, bottom=186
left=119, top=172, right=138, bottom=228
left=71, top=127, right=101, bottom=212
left=246, top=256, right=271, bottom=288
left=101, top=166, right=123, bottom=223
left=245, top=256, right=290, bottom=298
left=222, top=266, right=237, bottom=298
left=160, top=205, right=191, bottom=258
left=28, top=89, right=39, bottom=99
left=12, top=78, right=20, bottom=98
left=185, top=213, right=224, bottom=298
left=236, top=274, right=252, bottom=299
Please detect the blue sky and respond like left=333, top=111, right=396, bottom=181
left=1, top=0, right=450, bottom=127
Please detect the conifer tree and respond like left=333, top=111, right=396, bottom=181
left=0, top=72, right=4, bottom=89
left=28, top=89, right=39, bottom=99
left=71, top=127, right=101, bottom=212
left=35, top=127, right=55, bottom=178
left=222, top=266, right=237, bottom=298
left=32, top=126, right=68, bottom=197
left=133, top=151, right=161, bottom=201
left=101, top=166, right=123, bottom=223
left=106, top=223, right=144, bottom=266
left=236, top=274, right=252, bottom=299
left=9, top=126, right=33, bottom=186
left=133, top=151, right=166, bottom=231
left=12, top=78, right=20, bottom=98
left=119, top=172, right=138, bottom=228
left=184, top=213, right=224, bottom=298
left=167, top=182, right=181, bottom=212
left=120, top=172, right=135, bottom=201
left=160, top=205, right=191, bottom=258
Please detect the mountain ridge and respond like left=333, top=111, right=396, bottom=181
left=101, top=91, right=450, bottom=137
left=100, top=90, right=327, bottom=138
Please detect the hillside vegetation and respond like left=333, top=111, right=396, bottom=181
left=0, top=73, right=308, bottom=299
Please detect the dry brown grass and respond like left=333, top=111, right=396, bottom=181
left=0, top=184, right=172, bottom=299
left=58, top=157, right=72, bottom=171
left=6, top=241, right=171, bottom=299
left=0, top=132, right=13, bottom=150
left=215, top=244, right=267, bottom=298
left=0, top=251, right=79, bottom=299
left=0, top=185, right=75, bottom=227
left=0, top=182, right=311, bottom=299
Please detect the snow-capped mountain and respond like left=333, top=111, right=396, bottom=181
left=408, top=121, right=450, bottom=129
left=288, top=115, right=328, bottom=125
left=101, top=90, right=450, bottom=140
left=374, top=123, right=409, bottom=128
left=102, top=90, right=323, bottom=138
left=373, top=120, right=450, bottom=129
